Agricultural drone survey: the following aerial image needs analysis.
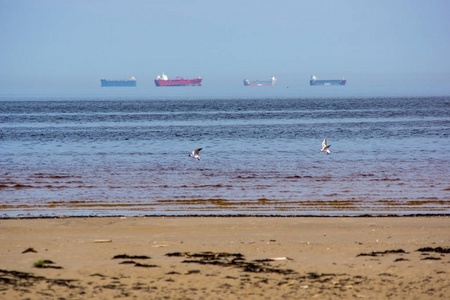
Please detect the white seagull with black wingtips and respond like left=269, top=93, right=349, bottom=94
left=189, top=148, right=203, bottom=160
left=320, top=139, right=331, bottom=154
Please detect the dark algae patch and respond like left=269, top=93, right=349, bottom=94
left=33, top=260, right=63, bottom=269
left=357, top=249, right=408, bottom=257
left=166, top=251, right=296, bottom=275
left=0, top=244, right=448, bottom=298
left=394, top=258, right=410, bottom=262
left=112, top=254, right=158, bottom=268
left=112, top=254, right=151, bottom=259
left=421, top=257, right=442, bottom=261
left=0, top=269, right=77, bottom=287
left=134, top=263, right=159, bottom=268
left=22, top=247, right=37, bottom=254
left=416, top=247, right=450, bottom=254
left=357, top=246, right=449, bottom=263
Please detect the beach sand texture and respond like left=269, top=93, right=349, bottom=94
left=0, top=216, right=449, bottom=299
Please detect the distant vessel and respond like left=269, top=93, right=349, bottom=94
left=244, top=76, right=276, bottom=86
left=154, top=73, right=202, bottom=87
left=310, top=75, right=346, bottom=86
left=101, top=76, right=136, bottom=87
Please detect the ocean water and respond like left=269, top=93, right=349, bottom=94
left=1, top=96, right=449, bottom=217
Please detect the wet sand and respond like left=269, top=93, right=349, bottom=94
left=0, top=216, right=449, bottom=299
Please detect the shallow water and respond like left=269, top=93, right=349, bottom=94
left=1, top=96, right=449, bottom=217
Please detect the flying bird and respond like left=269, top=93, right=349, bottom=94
left=189, top=148, right=203, bottom=160
left=320, top=139, right=331, bottom=154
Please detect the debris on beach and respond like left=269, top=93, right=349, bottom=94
left=33, top=260, right=63, bottom=269
left=90, top=273, right=107, bottom=277
left=416, top=247, right=450, bottom=254
left=357, top=249, right=408, bottom=257
left=119, top=260, right=136, bottom=264
left=166, top=251, right=296, bottom=275
left=134, top=263, right=159, bottom=268
left=112, top=254, right=151, bottom=259
left=22, top=247, right=37, bottom=254
left=255, top=257, right=293, bottom=262
left=166, top=251, right=243, bottom=260
left=394, top=258, right=410, bottom=262
left=112, top=254, right=158, bottom=268
left=93, top=239, right=112, bottom=243
left=151, top=244, right=168, bottom=248
left=0, top=269, right=77, bottom=288
left=421, top=257, right=442, bottom=261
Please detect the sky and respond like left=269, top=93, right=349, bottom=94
left=1, top=0, right=450, bottom=97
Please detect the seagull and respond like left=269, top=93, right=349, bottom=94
left=189, top=148, right=203, bottom=160
left=320, top=139, right=331, bottom=154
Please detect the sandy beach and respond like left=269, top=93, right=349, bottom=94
left=0, top=216, right=449, bottom=299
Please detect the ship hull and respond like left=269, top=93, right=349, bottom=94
left=101, top=79, right=136, bottom=87
left=155, top=78, right=202, bottom=87
left=310, top=79, right=346, bottom=86
left=244, top=82, right=274, bottom=86
left=243, top=78, right=276, bottom=86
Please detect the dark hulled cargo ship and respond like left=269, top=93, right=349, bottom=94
left=310, top=75, right=346, bottom=86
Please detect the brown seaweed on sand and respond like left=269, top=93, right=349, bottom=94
left=134, top=263, right=159, bottom=268
left=166, top=251, right=296, bottom=275
left=113, top=254, right=158, bottom=268
left=416, top=247, right=450, bottom=254
left=21, top=247, right=37, bottom=254
left=421, top=257, right=442, bottom=261
left=33, top=260, right=63, bottom=269
left=112, top=254, right=151, bottom=259
left=357, top=249, right=408, bottom=257
left=0, top=269, right=77, bottom=288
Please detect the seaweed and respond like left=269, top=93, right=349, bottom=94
left=416, top=247, right=450, bottom=254
left=113, top=254, right=158, bottom=268
left=394, top=258, right=410, bottom=262
left=357, top=249, right=408, bottom=257
left=134, top=263, right=159, bottom=268
left=421, top=257, right=441, bottom=261
left=112, top=254, right=151, bottom=259
left=33, top=260, right=63, bottom=269
left=166, top=251, right=295, bottom=275
left=0, top=269, right=76, bottom=287
left=22, top=247, right=37, bottom=254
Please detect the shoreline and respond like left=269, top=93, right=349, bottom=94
left=1, top=216, right=449, bottom=299
left=2, top=212, right=450, bottom=220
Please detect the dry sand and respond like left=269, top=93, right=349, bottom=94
left=0, top=216, right=449, bottom=299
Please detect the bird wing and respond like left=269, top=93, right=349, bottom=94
left=194, top=148, right=203, bottom=155
left=322, top=139, right=327, bottom=148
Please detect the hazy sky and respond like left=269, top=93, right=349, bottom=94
left=1, top=0, right=449, bottom=96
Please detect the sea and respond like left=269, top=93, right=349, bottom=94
left=1, top=95, right=449, bottom=217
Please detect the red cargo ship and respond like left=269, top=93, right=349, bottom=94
left=154, top=73, right=202, bottom=87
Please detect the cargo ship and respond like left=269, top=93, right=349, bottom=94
left=101, top=76, right=136, bottom=87
left=154, top=73, right=202, bottom=87
left=243, top=76, right=276, bottom=86
left=310, top=75, right=346, bottom=86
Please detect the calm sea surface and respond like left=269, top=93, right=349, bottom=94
left=1, top=96, right=449, bottom=217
